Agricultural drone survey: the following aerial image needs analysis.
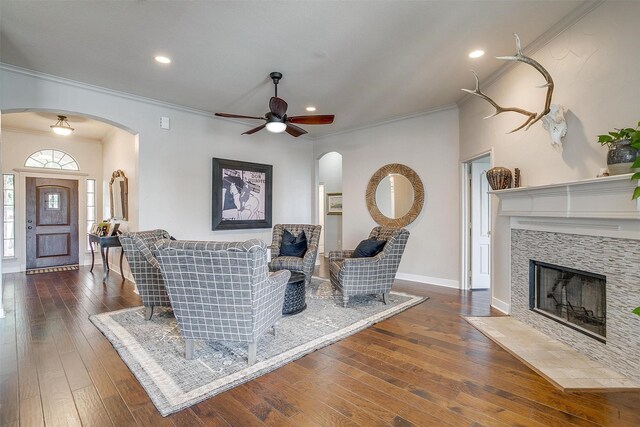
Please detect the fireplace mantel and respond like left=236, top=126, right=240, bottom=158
left=490, top=173, right=640, bottom=220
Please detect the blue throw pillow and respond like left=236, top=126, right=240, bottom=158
left=352, top=237, right=386, bottom=258
left=280, top=229, right=308, bottom=257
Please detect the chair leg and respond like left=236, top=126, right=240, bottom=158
left=185, top=339, right=194, bottom=360
left=248, top=342, right=257, bottom=366
left=382, top=293, right=390, bottom=305
left=144, top=306, right=154, bottom=320
left=342, top=296, right=349, bottom=308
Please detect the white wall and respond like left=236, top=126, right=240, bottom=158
left=318, top=151, right=342, bottom=253
left=102, top=127, right=138, bottom=279
left=0, top=66, right=315, bottom=254
left=458, top=1, right=640, bottom=310
left=0, top=128, right=103, bottom=271
left=102, top=127, right=138, bottom=229
left=314, top=107, right=460, bottom=287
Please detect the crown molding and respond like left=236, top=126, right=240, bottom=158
left=0, top=63, right=216, bottom=119
left=1, top=63, right=317, bottom=141
left=457, top=0, right=604, bottom=107
left=313, top=103, right=459, bottom=142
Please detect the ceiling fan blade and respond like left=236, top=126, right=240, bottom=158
left=215, top=113, right=265, bottom=120
left=287, top=115, right=335, bottom=125
left=242, top=124, right=266, bottom=135
left=269, top=97, right=288, bottom=117
left=285, top=123, right=308, bottom=137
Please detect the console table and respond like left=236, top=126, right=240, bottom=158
left=88, top=234, right=124, bottom=283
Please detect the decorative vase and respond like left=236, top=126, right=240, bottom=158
left=486, top=167, right=512, bottom=191
left=607, top=139, right=639, bottom=175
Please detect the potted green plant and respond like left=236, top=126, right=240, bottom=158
left=597, top=122, right=640, bottom=199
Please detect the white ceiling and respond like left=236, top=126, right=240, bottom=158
left=0, top=1, right=590, bottom=137
left=1, top=112, right=115, bottom=141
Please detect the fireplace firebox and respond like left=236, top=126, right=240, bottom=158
left=529, top=261, right=606, bottom=342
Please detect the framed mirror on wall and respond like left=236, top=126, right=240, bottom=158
left=366, top=163, right=424, bottom=227
left=110, top=170, right=128, bottom=220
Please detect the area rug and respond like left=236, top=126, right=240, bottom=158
left=90, top=277, right=426, bottom=416
left=26, top=264, right=79, bottom=275
left=464, top=316, right=640, bottom=391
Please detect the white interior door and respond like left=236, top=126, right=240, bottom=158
left=471, top=161, right=490, bottom=289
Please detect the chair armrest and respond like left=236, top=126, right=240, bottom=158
left=133, top=237, right=161, bottom=269
left=268, top=269, right=291, bottom=288
left=302, top=243, right=319, bottom=263
left=343, top=253, right=384, bottom=267
left=329, top=250, right=354, bottom=263
left=268, top=244, right=280, bottom=258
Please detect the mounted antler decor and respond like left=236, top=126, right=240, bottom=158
left=462, top=34, right=554, bottom=134
left=542, top=104, right=568, bottom=150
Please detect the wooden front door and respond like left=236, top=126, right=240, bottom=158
left=26, top=177, right=79, bottom=269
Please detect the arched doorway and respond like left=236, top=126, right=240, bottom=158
left=0, top=111, right=138, bottom=273
left=317, top=151, right=343, bottom=257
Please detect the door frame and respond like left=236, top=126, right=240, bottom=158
left=318, top=183, right=325, bottom=258
left=13, top=168, right=90, bottom=272
left=460, top=149, right=493, bottom=291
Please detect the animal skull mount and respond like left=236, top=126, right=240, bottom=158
left=542, top=104, right=567, bottom=151
left=462, top=34, right=554, bottom=134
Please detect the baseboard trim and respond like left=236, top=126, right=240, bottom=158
left=491, top=297, right=511, bottom=314
left=395, top=273, right=460, bottom=289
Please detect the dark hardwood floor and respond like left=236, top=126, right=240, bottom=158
left=1, top=260, right=640, bottom=426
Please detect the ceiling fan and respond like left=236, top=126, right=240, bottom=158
left=215, top=72, right=335, bottom=137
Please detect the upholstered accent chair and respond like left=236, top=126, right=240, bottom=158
left=119, top=229, right=172, bottom=320
left=329, top=227, right=410, bottom=307
left=154, top=239, right=290, bottom=365
left=269, top=224, right=322, bottom=285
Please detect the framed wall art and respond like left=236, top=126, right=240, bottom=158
left=211, top=158, right=273, bottom=230
left=326, top=192, right=343, bottom=215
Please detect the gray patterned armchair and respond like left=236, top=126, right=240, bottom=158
left=269, top=224, right=322, bottom=285
left=120, top=229, right=172, bottom=320
left=329, top=227, right=410, bottom=307
left=154, top=239, right=290, bottom=365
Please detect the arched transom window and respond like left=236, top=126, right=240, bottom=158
left=25, top=149, right=79, bottom=171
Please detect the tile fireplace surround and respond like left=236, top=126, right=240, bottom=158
left=493, top=174, right=640, bottom=384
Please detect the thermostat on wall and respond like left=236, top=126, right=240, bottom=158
left=160, top=116, right=170, bottom=130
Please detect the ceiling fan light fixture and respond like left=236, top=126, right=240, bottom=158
left=50, top=115, right=74, bottom=136
left=468, top=49, right=485, bottom=59
left=305, top=106, right=317, bottom=112
left=215, top=71, right=334, bottom=137
left=265, top=121, right=287, bottom=133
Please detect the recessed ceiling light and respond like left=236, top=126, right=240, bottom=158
left=305, top=106, right=317, bottom=112
left=468, top=50, right=485, bottom=59
left=154, top=55, right=171, bottom=64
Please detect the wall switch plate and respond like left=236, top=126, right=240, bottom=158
left=160, top=116, right=170, bottom=130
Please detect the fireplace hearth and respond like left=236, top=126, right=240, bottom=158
left=529, top=261, right=606, bottom=342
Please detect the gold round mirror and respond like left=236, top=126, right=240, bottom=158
left=366, top=164, right=424, bottom=227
